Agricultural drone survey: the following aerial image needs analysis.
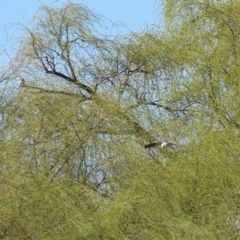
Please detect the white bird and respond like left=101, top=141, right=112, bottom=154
left=144, top=141, right=179, bottom=149
left=17, top=77, right=26, bottom=87
left=235, top=220, right=240, bottom=230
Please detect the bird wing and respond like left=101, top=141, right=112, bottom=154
left=166, top=142, right=177, bottom=146
left=164, top=142, right=178, bottom=149
left=144, top=142, right=162, bottom=148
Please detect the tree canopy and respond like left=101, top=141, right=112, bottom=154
left=1, top=0, right=240, bottom=239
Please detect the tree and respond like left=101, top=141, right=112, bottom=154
left=1, top=1, right=240, bottom=239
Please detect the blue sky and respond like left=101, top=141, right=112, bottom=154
left=0, top=0, right=157, bottom=56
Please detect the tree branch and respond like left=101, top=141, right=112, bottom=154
left=45, top=69, right=94, bottom=94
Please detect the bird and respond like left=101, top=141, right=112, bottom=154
left=235, top=219, right=240, bottom=230
left=144, top=141, right=179, bottom=149
left=17, top=77, right=26, bottom=87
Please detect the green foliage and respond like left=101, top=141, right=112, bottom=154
left=1, top=0, right=240, bottom=239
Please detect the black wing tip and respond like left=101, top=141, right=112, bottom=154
left=144, top=142, right=161, bottom=148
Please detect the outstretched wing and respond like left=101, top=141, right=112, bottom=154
left=144, top=142, right=162, bottom=148
left=145, top=141, right=179, bottom=149
left=165, top=142, right=178, bottom=148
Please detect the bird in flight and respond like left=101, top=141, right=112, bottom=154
left=17, top=77, right=26, bottom=87
left=144, top=141, right=179, bottom=149
left=235, top=220, right=240, bottom=230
